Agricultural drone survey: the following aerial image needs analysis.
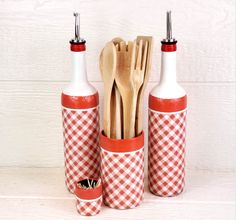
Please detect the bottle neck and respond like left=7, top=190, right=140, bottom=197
left=160, top=51, right=177, bottom=84
left=71, top=51, right=88, bottom=83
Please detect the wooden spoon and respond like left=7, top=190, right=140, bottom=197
left=110, top=37, right=124, bottom=139
left=99, top=42, right=117, bottom=138
left=110, top=81, right=122, bottom=139
left=110, top=84, right=116, bottom=139
left=115, top=41, right=136, bottom=138
left=135, top=36, right=153, bottom=135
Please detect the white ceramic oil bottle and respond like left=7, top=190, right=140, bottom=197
left=61, top=13, right=100, bottom=193
left=148, top=11, right=187, bottom=197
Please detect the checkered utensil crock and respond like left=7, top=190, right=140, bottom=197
left=100, top=131, right=144, bottom=209
left=148, top=95, right=187, bottom=197
left=75, top=179, right=102, bottom=216
left=62, top=93, right=100, bottom=193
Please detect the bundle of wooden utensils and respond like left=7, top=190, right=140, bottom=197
left=100, top=36, right=153, bottom=139
left=77, top=179, right=101, bottom=190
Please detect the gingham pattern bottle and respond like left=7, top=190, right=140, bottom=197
left=61, top=13, right=100, bottom=193
left=148, top=11, right=187, bottom=197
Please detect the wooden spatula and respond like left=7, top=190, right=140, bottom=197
left=115, top=41, right=136, bottom=139
left=135, top=36, right=153, bottom=135
left=99, top=42, right=117, bottom=138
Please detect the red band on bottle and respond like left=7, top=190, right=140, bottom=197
left=61, top=92, right=99, bottom=109
left=74, top=179, right=102, bottom=200
left=149, top=95, right=187, bottom=112
left=70, top=44, right=86, bottom=52
left=161, top=44, right=177, bottom=52
left=100, top=131, right=144, bottom=153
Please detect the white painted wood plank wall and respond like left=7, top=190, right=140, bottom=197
left=0, top=0, right=235, bottom=170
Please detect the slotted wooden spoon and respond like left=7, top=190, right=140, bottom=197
left=99, top=42, right=117, bottom=138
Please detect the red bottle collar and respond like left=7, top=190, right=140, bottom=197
left=61, top=92, right=99, bottom=109
left=161, top=40, right=177, bottom=52
left=149, top=95, right=187, bottom=112
left=70, top=43, right=86, bottom=52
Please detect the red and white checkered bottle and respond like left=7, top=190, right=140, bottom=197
left=61, top=13, right=100, bottom=193
left=148, top=11, right=187, bottom=197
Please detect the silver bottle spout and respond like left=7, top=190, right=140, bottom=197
left=162, top=11, right=176, bottom=43
left=167, top=11, right=172, bottom=40
left=70, top=12, right=85, bottom=44
left=74, top=12, right=80, bottom=40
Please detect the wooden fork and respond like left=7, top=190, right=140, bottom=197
left=135, top=36, right=153, bottom=135
left=115, top=41, right=136, bottom=138
left=133, top=40, right=148, bottom=136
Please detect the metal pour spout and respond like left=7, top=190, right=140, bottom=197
left=70, top=12, right=85, bottom=44
left=74, top=12, right=80, bottom=40
left=162, top=11, right=176, bottom=43
left=166, top=11, right=172, bottom=40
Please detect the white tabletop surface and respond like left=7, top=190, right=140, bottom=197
left=0, top=168, right=234, bottom=220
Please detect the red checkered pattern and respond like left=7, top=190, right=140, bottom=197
left=148, top=109, right=187, bottom=197
left=62, top=106, right=100, bottom=193
left=101, top=148, right=144, bottom=209
left=76, top=196, right=102, bottom=216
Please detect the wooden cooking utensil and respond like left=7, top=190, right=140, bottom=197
left=114, top=84, right=122, bottom=138
left=133, top=40, right=148, bottom=136
left=110, top=82, right=122, bottom=139
left=99, top=42, right=117, bottom=138
left=110, top=38, right=124, bottom=139
left=115, top=41, right=136, bottom=139
left=110, top=85, right=116, bottom=138
left=135, top=36, right=153, bottom=135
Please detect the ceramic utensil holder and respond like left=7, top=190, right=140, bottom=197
left=62, top=93, right=100, bottom=193
left=75, top=179, right=102, bottom=216
left=100, top=131, right=144, bottom=209
left=148, top=95, right=187, bottom=196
